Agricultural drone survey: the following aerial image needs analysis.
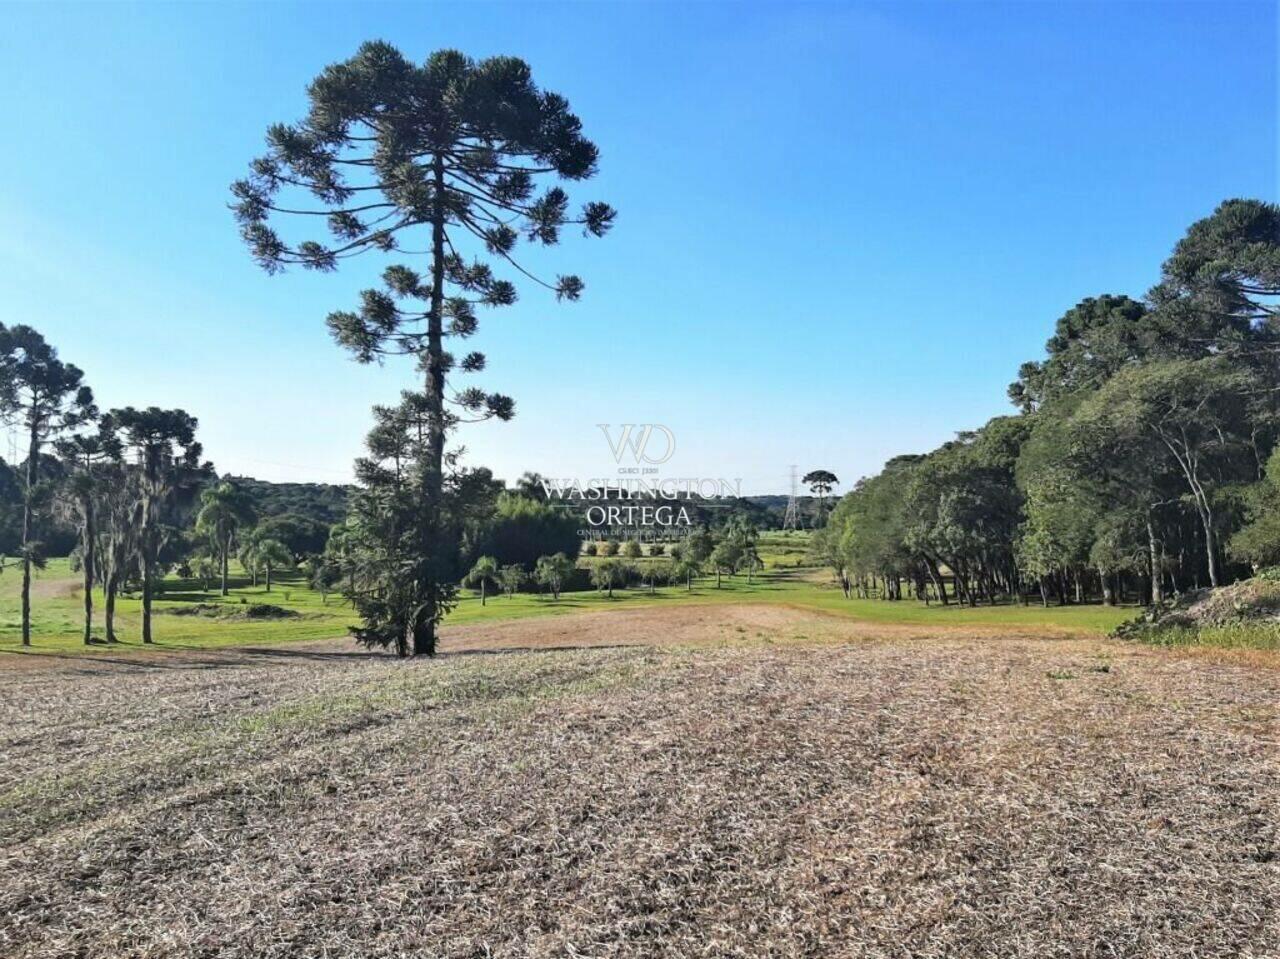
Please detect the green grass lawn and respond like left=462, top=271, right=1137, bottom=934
left=0, top=559, right=352, bottom=655
left=452, top=570, right=1133, bottom=634
left=0, top=553, right=1134, bottom=657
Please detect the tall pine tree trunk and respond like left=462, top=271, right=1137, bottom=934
left=20, top=419, right=38, bottom=646
left=413, top=154, right=449, bottom=658
left=141, top=491, right=154, bottom=644
left=81, top=496, right=95, bottom=645
left=104, top=573, right=118, bottom=643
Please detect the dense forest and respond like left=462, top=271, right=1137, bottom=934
left=816, top=199, right=1280, bottom=607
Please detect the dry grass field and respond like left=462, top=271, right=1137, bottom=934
left=2, top=606, right=1278, bottom=958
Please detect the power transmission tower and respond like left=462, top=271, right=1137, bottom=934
left=782, top=464, right=804, bottom=531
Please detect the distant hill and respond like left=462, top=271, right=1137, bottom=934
left=222, top=475, right=352, bottom=527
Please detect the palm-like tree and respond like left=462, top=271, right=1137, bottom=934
left=255, top=538, right=293, bottom=593
left=465, top=555, right=499, bottom=606
left=195, top=481, right=256, bottom=595
left=239, top=534, right=294, bottom=592
left=672, top=556, right=701, bottom=592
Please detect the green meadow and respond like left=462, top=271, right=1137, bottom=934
left=0, top=533, right=1133, bottom=656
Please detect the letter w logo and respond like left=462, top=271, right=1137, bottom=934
left=597, top=424, right=676, bottom=465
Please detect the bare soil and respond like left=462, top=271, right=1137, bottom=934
left=1, top=605, right=1277, bottom=957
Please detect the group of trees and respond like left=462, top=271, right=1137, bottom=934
left=193, top=481, right=315, bottom=596
left=817, top=199, right=1280, bottom=607
left=457, top=516, right=762, bottom=602
left=0, top=324, right=210, bottom=645
left=0, top=323, right=352, bottom=647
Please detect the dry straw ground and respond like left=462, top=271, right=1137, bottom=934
left=1, top=605, right=1278, bottom=958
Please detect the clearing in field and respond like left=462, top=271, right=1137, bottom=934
left=2, top=605, right=1276, bottom=958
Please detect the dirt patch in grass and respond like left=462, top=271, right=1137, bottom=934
left=1, top=606, right=1278, bottom=957
left=163, top=602, right=301, bottom=620
left=436, top=601, right=1061, bottom=655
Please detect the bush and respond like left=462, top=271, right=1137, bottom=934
left=599, top=540, right=620, bottom=557
left=590, top=559, right=630, bottom=595
left=583, top=541, right=598, bottom=556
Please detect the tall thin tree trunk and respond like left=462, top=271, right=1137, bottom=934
left=221, top=531, right=230, bottom=596
left=925, top=559, right=948, bottom=606
left=412, top=154, right=449, bottom=658
left=141, top=489, right=154, bottom=644
left=1199, top=507, right=1220, bottom=588
left=81, top=496, right=95, bottom=644
left=1146, top=517, right=1164, bottom=605
left=105, top=574, right=118, bottom=643
left=1099, top=566, right=1114, bottom=606
left=20, top=419, right=38, bottom=647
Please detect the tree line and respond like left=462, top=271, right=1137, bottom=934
left=816, top=199, right=1280, bottom=607
left=0, top=324, right=210, bottom=646
left=0, top=331, right=363, bottom=647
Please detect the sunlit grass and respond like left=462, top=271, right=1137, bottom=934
left=0, top=558, right=351, bottom=655
left=1136, top=622, right=1280, bottom=651
left=0, top=549, right=1133, bottom=657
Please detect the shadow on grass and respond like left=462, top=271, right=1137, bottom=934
left=441, top=642, right=643, bottom=659
left=0, top=635, right=383, bottom=672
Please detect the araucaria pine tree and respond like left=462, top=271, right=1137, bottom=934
left=110, top=408, right=204, bottom=645
left=55, top=416, right=122, bottom=645
left=0, top=325, right=96, bottom=646
left=232, top=43, right=614, bottom=656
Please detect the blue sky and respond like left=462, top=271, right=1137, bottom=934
left=0, top=1, right=1275, bottom=494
